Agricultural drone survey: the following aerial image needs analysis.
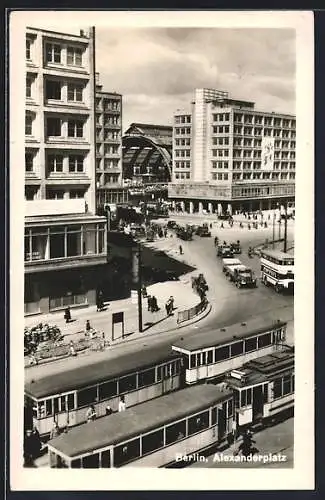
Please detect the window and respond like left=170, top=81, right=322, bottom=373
left=68, top=120, right=84, bottom=138
left=283, top=374, right=292, bottom=395
left=82, top=453, right=100, bottom=468
left=101, top=450, right=111, bottom=468
left=119, top=374, right=137, bottom=393
left=207, top=350, right=213, bottom=364
left=138, top=368, right=155, bottom=388
left=215, top=346, right=230, bottom=362
left=99, top=380, right=117, bottom=400
left=211, top=407, right=218, bottom=425
left=227, top=399, right=233, bottom=417
left=142, top=429, right=164, bottom=455
left=48, top=154, right=63, bottom=173
left=77, top=386, right=98, bottom=407
left=26, top=76, right=32, bottom=98
left=70, top=189, right=85, bottom=199
left=25, top=153, right=34, bottom=172
left=47, top=117, right=61, bottom=136
left=67, top=46, right=83, bottom=66
left=188, top=411, right=210, bottom=435
left=26, top=38, right=31, bottom=60
left=258, top=332, right=272, bottom=348
left=165, top=420, right=186, bottom=444
left=230, top=341, right=244, bottom=357
left=69, top=155, right=84, bottom=173
left=114, top=438, right=140, bottom=466
left=71, top=459, right=81, bottom=469
left=67, top=393, right=75, bottom=410
left=273, top=378, right=282, bottom=399
left=46, top=43, right=61, bottom=64
left=45, top=80, right=61, bottom=100
left=245, top=337, right=257, bottom=352
left=25, top=113, right=33, bottom=136
left=68, top=83, right=83, bottom=102
left=240, top=388, right=252, bottom=407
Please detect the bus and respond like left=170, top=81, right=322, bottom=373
left=47, top=385, right=234, bottom=468
left=171, top=316, right=287, bottom=385
left=260, top=249, right=294, bottom=293
left=25, top=344, right=183, bottom=439
left=221, top=346, right=294, bottom=431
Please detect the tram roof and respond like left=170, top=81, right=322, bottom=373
left=48, top=385, right=232, bottom=458
left=260, top=249, right=294, bottom=260
left=25, top=343, right=179, bottom=399
left=172, top=316, right=287, bottom=353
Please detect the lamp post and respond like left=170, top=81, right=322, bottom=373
left=105, top=205, right=111, bottom=263
left=131, top=243, right=143, bottom=333
left=283, top=202, right=288, bottom=253
left=272, top=211, right=276, bottom=249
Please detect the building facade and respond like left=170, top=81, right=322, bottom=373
left=95, top=77, right=128, bottom=208
left=24, top=26, right=109, bottom=316
left=169, top=88, right=296, bottom=214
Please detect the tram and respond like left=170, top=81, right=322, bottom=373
left=171, top=317, right=287, bottom=385
left=25, top=344, right=183, bottom=439
left=220, top=346, right=294, bottom=431
left=260, top=249, right=294, bottom=293
left=47, top=385, right=234, bottom=468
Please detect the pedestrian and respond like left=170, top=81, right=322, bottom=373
left=147, top=295, right=152, bottom=312
left=24, top=430, right=36, bottom=467
left=152, top=296, right=159, bottom=312
left=141, top=285, right=147, bottom=298
left=86, top=320, right=91, bottom=333
left=118, top=396, right=126, bottom=412
left=86, top=405, right=96, bottom=422
left=209, top=223, right=212, bottom=229
left=169, top=296, right=174, bottom=313
left=50, top=421, right=60, bottom=440
left=69, top=341, right=76, bottom=357
left=105, top=405, right=113, bottom=416
left=179, top=245, right=183, bottom=255
left=96, top=291, right=104, bottom=312
left=221, top=222, right=224, bottom=228
left=64, top=306, right=71, bottom=324
left=164, top=228, right=168, bottom=238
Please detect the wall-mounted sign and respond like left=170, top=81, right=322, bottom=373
left=261, top=137, right=275, bottom=171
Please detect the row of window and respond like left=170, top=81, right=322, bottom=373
left=261, top=267, right=294, bottom=281
left=26, top=38, right=84, bottom=67
left=96, top=173, right=121, bottom=186
left=174, top=138, right=191, bottom=146
left=213, top=113, right=230, bottom=122
left=26, top=153, right=87, bottom=174
left=234, top=127, right=295, bottom=139
left=273, top=374, right=295, bottom=399
left=25, top=114, right=87, bottom=139
left=55, top=400, right=232, bottom=468
left=233, top=161, right=295, bottom=169
left=212, top=161, right=228, bottom=169
left=27, top=79, right=86, bottom=103
left=186, top=330, right=283, bottom=369
left=24, top=187, right=86, bottom=201
left=213, top=137, right=230, bottom=146
left=232, top=185, right=295, bottom=198
left=95, top=98, right=120, bottom=112
left=212, top=149, right=229, bottom=158
left=174, top=115, right=191, bottom=124
left=174, top=127, right=191, bottom=135
left=174, top=161, right=191, bottom=169
left=234, top=114, right=295, bottom=128
left=233, top=139, right=295, bottom=149
left=212, top=173, right=229, bottom=181
left=34, top=360, right=181, bottom=417
left=261, top=254, right=294, bottom=266
left=174, top=172, right=190, bottom=180
left=96, top=145, right=119, bottom=155
left=174, top=150, right=191, bottom=158
left=96, top=159, right=120, bottom=170
left=24, top=223, right=106, bottom=262
left=96, top=130, right=120, bottom=140
left=233, top=173, right=295, bottom=181
left=96, top=115, right=120, bottom=126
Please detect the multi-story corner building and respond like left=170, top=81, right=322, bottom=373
left=168, top=88, right=296, bottom=214
left=24, top=26, right=109, bottom=316
left=95, top=76, right=128, bottom=208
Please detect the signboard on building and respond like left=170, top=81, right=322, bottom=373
left=261, top=137, right=275, bottom=171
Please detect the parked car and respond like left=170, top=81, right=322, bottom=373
left=167, top=220, right=177, bottom=229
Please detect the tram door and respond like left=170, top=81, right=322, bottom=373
left=252, top=385, right=264, bottom=421
left=218, top=402, right=227, bottom=440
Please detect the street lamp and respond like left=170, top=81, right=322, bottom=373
left=131, top=243, right=143, bottom=333
left=105, top=205, right=111, bottom=263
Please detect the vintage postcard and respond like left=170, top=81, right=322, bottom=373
left=9, top=9, right=314, bottom=490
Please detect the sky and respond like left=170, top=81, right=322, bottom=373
left=95, top=28, right=296, bottom=133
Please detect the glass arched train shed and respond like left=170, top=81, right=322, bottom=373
left=122, top=124, right=172, bottom=194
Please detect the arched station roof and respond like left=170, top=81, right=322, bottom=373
left=122, top=123, right=172, bottom=183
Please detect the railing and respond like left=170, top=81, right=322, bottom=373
left=177, top=297, right=208, bottom=325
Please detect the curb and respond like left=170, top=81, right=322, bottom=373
left=24, top=302, right=212, bottom=369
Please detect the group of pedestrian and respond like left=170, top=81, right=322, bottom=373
left=24, top=427, right=42, bottom=467
left=86, top=396, right=126, bottom=424
left=147, top=295, right=159, bottom=312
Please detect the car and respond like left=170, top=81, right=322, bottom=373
left=167, top=220, right=177, bottom=229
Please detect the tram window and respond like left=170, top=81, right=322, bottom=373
left=196, top=353, right=203, bottom=366
left=157, top=366, right=163, bottom=381
left=53, top=398, right=59, bottom=415
left=188, top=410, right=210, bottom=435
left=45, top=399, right=52, bottom=416
left=230, top=341, right=244, bottom=357
left=241, top=390, right=252, bottom=407
left=283, top=375, right=292, bottom=395
left=114, top=438, right=140, bottom=466
left=99, top=380, right=117, bottom=400
left=245, top=337, right=257, bottom=352
left=215, top=346, right=230, bottom=362
left=60, top=396, right=66, bottom=412
left=101, top=450, right=111, bottom=467
left=67, top=393, right=75, bottom=410
left=292, top=375, right=295, bottom=392
left=258, top=333, right=272, bottom=348
left=183, top=357, right=189, bottom=370
left=263, top=384, right=269, bottom=403
left=166, top=420, right=186, bottom=445
left=119, top=374, right=137, bottom=394
left=71, top=458, right=81, bottom=469
left=82, top=453, right=100, bottom=468
left=211, top=407, right=218, bottom=425
left=234, top=391, right=239, bottom=408
left=77, top=386, right=98, bottom=407
left=207, top=350, right=213, bottom=364
left=227, top=400, right=233, bottom=417
left=273, top=378, right=282, bottom=399
left=138, top=368, right=156, bottom=388
left=190, top=354, right=196, bottom=368
left=57, top=456, right=68, bottom=468
left=142, top=429, right=164, bottom=455
left=175, top=359, right=181, bottom=375
left=247, top=389, right=252, bottom=405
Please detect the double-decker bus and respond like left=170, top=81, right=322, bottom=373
left=260, top=249, right=294, bottom=293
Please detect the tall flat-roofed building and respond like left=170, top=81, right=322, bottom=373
left=169, top=88, right=295, bottom=214
left=24, top=26, right=109, bottom=315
